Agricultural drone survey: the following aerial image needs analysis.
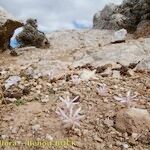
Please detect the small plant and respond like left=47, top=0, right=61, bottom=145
left=96, top=83, right=109, bottom=97
left=15, top=99, right=26, bottom=106
left=56, top=95, right=84, bottom=129
left=114, top=90, right=138, bottom=107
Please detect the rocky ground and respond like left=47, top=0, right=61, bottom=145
left=0, top=29, right=150, bottom=150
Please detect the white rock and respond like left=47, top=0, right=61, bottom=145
left=1, top=135, right=7, bottom=139
left=132, top=133, right=139, bottom=139
left=41, top=95, right=50, bottom=103
left=5, top=76, right=21, bottom=90
left=0, top=70, right=7, bottom=75
left=122, top=143, right=129, bottom=149
left=80, top=70, right=98, bottom=81
left=101, top=67, right=112, bottom=76
left=5, top=98, right=17, bottom=103
left=25, top=67, right=34, bottom=76
left=112, top=70, right=121, bottom=79
left=103, top=118, right=114, bottom=127
left=93, top=134, right=103, bottom=142
left=128, top=69, right=135, bottom=76
left=32, top=124, right=41, bottom=131
left=11, top=127, right=18, bottom=134
left=46, top=134, right=53, bottom=140
left=113, top=29, right=127, bottom=42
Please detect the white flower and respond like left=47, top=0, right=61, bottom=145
left=59, top=95, right=79, bottom=109
left=114, top=90, right=138, bottom=106
left=56, top=105, right=84, bottom=128
left=96, top=83, right=109, bottom=96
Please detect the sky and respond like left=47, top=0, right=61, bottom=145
left=0, top=0, right=122, bottom=32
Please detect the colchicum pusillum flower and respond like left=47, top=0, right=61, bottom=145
left=56, top=105, right=84, bottom=128
left=56, top=95, right=84, bottom=129
left=96, top=83, right=109, bottom=97
left=59, top=95, right=79, bottom=109
left=114, top=90, right=138, bottom=107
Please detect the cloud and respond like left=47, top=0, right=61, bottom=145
left=0, top=0, right=122, bottom=32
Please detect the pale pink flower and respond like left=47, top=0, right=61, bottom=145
left=59, top=96, right=79, bottom=109
left=114, top=90, right=138, bottom=107
left=56, top=105, right=84, bottom=128
left=96, top=83, right=109, bottom=96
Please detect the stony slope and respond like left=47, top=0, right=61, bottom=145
left=0, top=29, right=150, bottom=150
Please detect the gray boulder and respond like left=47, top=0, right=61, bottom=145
left=0, top=7, right=23, bottom=51
left=93, top=3, right=120, bottom=30
left=93, top=0, right=150, bottom=33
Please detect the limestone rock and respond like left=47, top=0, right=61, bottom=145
left=0, top=7, right=23, bottom=51
left=112, top=70, right=121, bottom=79
left=136, top=56, right=150, bottom=70
left=5, top=75, right=21, bottom=90
left=93, top=3, right=118, bottom=30
left=80, top=70, right=97, bottom=81
left=134, top=20, right=150, bottom=38
left=112, top=29, right=127, bottom=42
left=89, top=38, right=150, bottom=69
left=1, top=29, right=150, bottom=76
left=93, top=0, right=150, bottom=33
left=115, top=108, right=150, bottom=134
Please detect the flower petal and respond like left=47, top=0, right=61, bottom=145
left=73, top=107, right=81, bottom=117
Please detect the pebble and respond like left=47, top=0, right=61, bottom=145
left=36, top=85, right=42, bottom=89
left=74, top=128, right=82, bottom=137
left=26, top=133, right=33, bottom=137
left=11, top=127, right=18, bottom=134
left=116, top=141, right=122, bottom=146
left=112, top=70, right=121, bottom=79
left=95, top=143, right=105, bottom=150
left=41, top=95, right=50, bottom=103
left=32, top=124, right=41, bottom=131
left=132, top=133, right=139, bottom=139
left=103, top=98, right=109, bottom=103
left=122, top=144, right=129, bottom=149
left=5, top=76, right=21, bottom=90
left=93, top=134, right=103, bottom=142
left=1, top=135, right=7, bottom=139
left=113, top=28, right=127, bottom=42
left=3, top=98, right=17, bottom=104
left=122, top=143, right=129, bottom=149
left=128, top=69, right=135, bottom=76
left=46, top=134, right=53, bottom=140
left=82, top=129, right=89, bottom=136
left=103, top=118, right=114, bottom=127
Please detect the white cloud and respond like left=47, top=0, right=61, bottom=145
left=0, top=0, right=122, bottom=32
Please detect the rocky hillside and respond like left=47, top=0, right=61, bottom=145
left=0, top=28, right=150, bottom=150
left=0, top=2, right=150, bottom=149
